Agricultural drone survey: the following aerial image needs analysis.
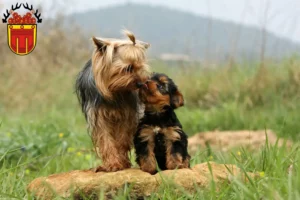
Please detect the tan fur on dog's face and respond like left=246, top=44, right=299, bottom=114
left=139, top=73, right=184, bottom=112
left=139, top=79, right=170, bottom=112
left=92, top=30, right=150, bottom=99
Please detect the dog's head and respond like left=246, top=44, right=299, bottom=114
left=139, top=73, right=184, bottom=112
left=92, top=30, right=150, bottom=99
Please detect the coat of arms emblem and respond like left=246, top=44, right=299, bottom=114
left=2, top=3, right=42, bottom=55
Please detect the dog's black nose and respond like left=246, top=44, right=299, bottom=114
left=136, top=82, right=144, bottom=88
left=137, top=82, right=148, bottom=89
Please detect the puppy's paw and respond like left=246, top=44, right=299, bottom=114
left=140, top=166, right=157, bottom=175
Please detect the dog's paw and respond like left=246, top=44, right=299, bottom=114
left=92, top=163, right=131, bottom=173
left=92, top=166, right=107, bottom=173
left=140, top=166, right=157, bottom=175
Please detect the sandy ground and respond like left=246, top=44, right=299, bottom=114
left=188, top=129, right=292, bottom=153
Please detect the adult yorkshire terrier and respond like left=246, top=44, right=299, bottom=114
left=76, top=30, right=150, bottom=172
left=134, top=73, right=190, bottom=174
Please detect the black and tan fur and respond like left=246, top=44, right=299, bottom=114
left=75, top=30, right=150, bottom=172
left=134, top=73, right=190, bottom=174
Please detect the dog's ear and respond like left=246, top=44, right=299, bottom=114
left=92, top=37, right=110, bottom=52
left=137, top=41, right=150, bottom=49
left=141, top=41, right=150, bottom=49
left=171, top=89, right=184, bottom=108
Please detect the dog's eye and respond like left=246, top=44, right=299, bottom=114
left=157, top=84, right=163, bottom=90
left=125, top=65, right=134, bottom=73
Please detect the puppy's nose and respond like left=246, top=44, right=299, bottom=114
left=136, top=82, right=144, bottom=88
left=143, top=83, right=148, bottom=89
left=137, top=82, right=149, bottom=89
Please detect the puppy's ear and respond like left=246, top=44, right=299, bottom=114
left=92, top=37, right=110, bottom=52
left=171, top=89, right=184, bottom=108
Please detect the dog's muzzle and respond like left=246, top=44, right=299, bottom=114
left=136, top=82, right=148, bottom=89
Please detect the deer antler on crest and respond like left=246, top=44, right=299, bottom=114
left=23, top=3, right=33, bottom=11
left=2, top=3, right=22, bottom=23
left=23, top=3, right=42, bottom=23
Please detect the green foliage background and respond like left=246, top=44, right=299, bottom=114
left=0, top=17, right=299, bottom=199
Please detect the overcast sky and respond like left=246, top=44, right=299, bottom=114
left=2, top=0, right=300, bottom=43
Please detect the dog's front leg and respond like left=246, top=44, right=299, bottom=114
left=93, top=130, right=131, bottom=172
left=165, top=127, right=190, bottom=169
left=134, top=128, right=157, bottom=174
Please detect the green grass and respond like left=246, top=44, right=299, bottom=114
left=1, top=82, right=300, bottom=199
left=1, top=55, right=300, bottom=199
left=1, top=17, right=300, bottom=199
left=0, top=115, right=299, bottom=199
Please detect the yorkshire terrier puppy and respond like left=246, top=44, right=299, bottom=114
left=76, top=30, right=150, bottom=172
left=134, top=73, right=190, bottom=174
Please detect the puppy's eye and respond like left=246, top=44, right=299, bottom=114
left=157, top=84, right=163, bottom=90
left=125, top=65, right=134, bottom=73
